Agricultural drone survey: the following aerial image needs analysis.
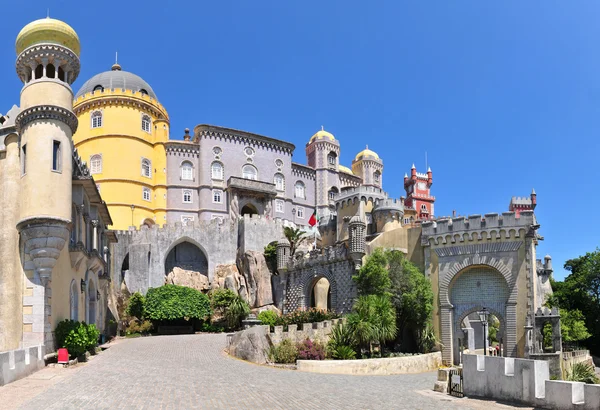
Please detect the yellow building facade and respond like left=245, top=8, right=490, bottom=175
left=73, top=65, right=169, bottom=229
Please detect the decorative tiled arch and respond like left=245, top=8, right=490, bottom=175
left=299, top=267, right=338, bottom=311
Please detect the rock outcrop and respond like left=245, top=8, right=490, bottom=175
left=228, top=325, right=273, bottom=364
left=165, top=267, right=210, bottom=291
left=237, top=250, right=273, bottom=308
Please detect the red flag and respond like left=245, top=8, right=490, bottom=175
left=308, top=210, right=318, bottom=227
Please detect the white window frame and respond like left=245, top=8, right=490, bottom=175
left=91, top=110, right=103, bottom=128
left=181, top=215, right=194, bottom=226
left=328, top=153, right=336, bottom=166
left=295, top=181, right=305, bottom=199
left=211, top=161, right=223, bottom=180
left=182, top=189, right=193, bottom=203
left=421, top=204, right=428, bottom=212
left=141, top=114, right=151, bottom=133
left=90, top=154, right=102, bottom=174
left=212, top=189, right=223, bottom=204
left=141, top=158, right=152, bottom=178
left=275, top=199, right=284, bottom=213
left=274, top=173, right=285, bottom=191
left=242, top=164, right=258, bottom=180
left=297, top=206, right=304, bottom=219
left=142, top=187, right=151, bottom=202
left=181, top=161, right=193, bottom=180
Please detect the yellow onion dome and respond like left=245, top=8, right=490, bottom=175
left=355, top=146, right=379, bottom=161
left=339, top=165, right=354, bottom=175
left=309, top=128, right=335, bottom=143
left=16, top=17, right=80, bottom=56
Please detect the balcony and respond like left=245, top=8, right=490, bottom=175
left=227, top=176, right=277, bottom=196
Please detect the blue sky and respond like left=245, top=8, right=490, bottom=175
left=1, top=1, right=599, bottom=280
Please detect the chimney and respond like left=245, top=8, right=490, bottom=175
left=452, top=210, right=456, bottom=217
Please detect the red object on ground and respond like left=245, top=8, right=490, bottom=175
left=57, top=348, right=69, bottom=364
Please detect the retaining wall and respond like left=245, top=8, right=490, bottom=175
left=463, top=354, right=600, bottom=410
left=297, top=352, right=442, bottom=375
left=270, top=318, right=342, bottom=345
left=0, top=345, right=45, bottom=386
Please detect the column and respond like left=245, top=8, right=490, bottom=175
left=440, top=306, right=454, bottom=365
left=92, top=220, right=98, bottom=251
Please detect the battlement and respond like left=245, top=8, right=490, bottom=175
left=535, top=307, right=559, bottom=317
left=463, top=355, right=600, bottom=409
left=286, top=243, right=349, bottom=270
left=112, top=217, right=232, bottom=237
left=73, top=88, right=169, bottom=118
left=416, top=172, right=429, bottom=179
left=372, top=198, right=404, bottom=213
left=421, top=210, right=535, bottom=236
left=336, top=185, right=388, bottom=204
left=270, top=318, right=344, bottom=345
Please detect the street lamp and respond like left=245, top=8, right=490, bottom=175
left=130, top=204, right=135, bottom=227
left=478, top=307, right=489, bottom=356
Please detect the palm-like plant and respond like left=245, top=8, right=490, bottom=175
left=567, top=362, right=599, bottom=384
left=225, top=295, right=250, bottom=330
left=347, top=295, right=397, bottom=356
left=283, top=226, right=308, bottom=256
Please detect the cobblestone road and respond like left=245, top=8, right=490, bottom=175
left=16, top=334, right=504, bottom=409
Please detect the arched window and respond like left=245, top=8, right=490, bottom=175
left=141, top=158, right=151, bottom=178
left=182, top=189, right=192, bottom=203
left=181, top=161, right=193, bottom=180
left=34, top=64, right=43, bottom=80
left=93, top=85, right=104, bottom=92
left=46, top=64, right=56, bottom=78
left=274, top=173, right=285, bottom=191
left=295, top=181, right=306, bottom=199
left=374, top=170, right=381, bottom=184
left=58, top=66, right=65, bottom=82
left=70, top=280, right=79, bottom=321
left=141, top=114, right=151, bottom=133
left=211, top=162, right=223, bottom=180
left=90, top=154, right=102, bottom=174
left=327, top=152, right=337, bottom=167
left=91, top=111, right=102, bottom=128
left=242, top=164, right=258, bottom=180
left=328, top=186, right=339, bottom=200
left=421, top=204, right=428, bottom=212
left=140, top=89, right=148, bottom=96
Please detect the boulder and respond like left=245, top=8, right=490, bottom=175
left=165, top=267, right=209, bottom=291
left=237, top=250, right=273, bottom=308
left=212, top=264, right=249, bottom=301
left=228, top=325, right=273, bottom=364
left=251, top=305, right=281, bottom=316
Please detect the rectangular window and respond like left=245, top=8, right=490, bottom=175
left=52, top=141, right=61, bottom=171
left=275, top=199, right=284, bottom=213
left=21, top=144, right=26, bottom=175
left=142, top=187, right=151, bottom=201
left=404, top=218, right=409, bottom=225
left=212, top=190, right=222, bottom=204
left=297, top=207, right=304, bottom=219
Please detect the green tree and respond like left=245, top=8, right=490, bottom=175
left=353, top=248, right=391, bottom=296
left=386, top=250, right=433, bottom=351
left=224, top=295, right=251, bottom=330
left=283, top=227, right=308, bottom=256
left=263, top=241, right=278, bottom=271
left=347, top=294, right=397, bottom=356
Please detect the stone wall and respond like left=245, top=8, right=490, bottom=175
left=238, top=214, right=286, bottom=253
left=463, top=354, right=600, bottom=410
left=297, top=352, right=442, bottom=375
left=270, top=318, right=342, bottom=345
left=0, top=345, right=44, bottom=386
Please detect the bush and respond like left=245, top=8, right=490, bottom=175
left=145, top=284, right=211, bottom=322
left=55, top=319, right=98, bottom=358
left=297, top=338, right=325, bottom=360
left=268, top=339, right=298, bottom=364
left=198, top=322, right=225, bottom=333
left=327, top=323, right=357, bottom=359
left=126, top=320, right=153, bottom=335
left=258, top=310, right=279, bottom=328
left=210, top=288, right=238, bottom=311
left=347, top=295, right=397, bottom=357
left=331, top=345, right=356, bottom=360
left=224, top=295, right=250, bottom=330
left=264, top=241, right=278, bottom=271
left=567, top=362, right=599, bottom=384
left=126, top=292, right=146, bottom=320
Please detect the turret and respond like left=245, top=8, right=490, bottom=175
left=403, top=164, right=435, bottom=221
left=305, top=127, right=341, bottom=217
left=14, top=17, right=81, bottom=347
left=543, top=254, right=552, bottom=273
left=348, top=213, right=366, bottom=270
left=531, top=188, right=537, bottom=207
left=276, top=237, right=291, bottom=272
left=351, top=145, right=383, bottom=188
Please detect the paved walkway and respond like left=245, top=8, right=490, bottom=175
left=0, top=334, right=529, bottom=409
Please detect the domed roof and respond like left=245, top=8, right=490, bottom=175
left=309, top=127, right=335, bottom=143
left=75, top=65, right=158, bottom=99
left=355, top=146, right=379, bottom=161
left=16, top=17, right=80, bottom=56
left=339, top=165, right=354, bottom=175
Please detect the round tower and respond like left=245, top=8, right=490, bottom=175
left=347, top=214, right=366, bottom=270
left=372, top=199, right=404, bottom=233
left=276, top=237, right=291, bottom=272
left=351, top=146, right=383, bottom=188
left=305, top=127, right=341, bottom=217
left=14, top=17, right=80, bottom=347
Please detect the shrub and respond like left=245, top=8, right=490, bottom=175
left=258, top=310, right=279, bottom=328
left=55, top=319, right=95, bottom=358
left=331, top=345, right=356, bottom=360
left=126, top=320, right=153, bottom=335
left=145, top=284, right=211, bottom=322
left=297, top=338, right=325, bottom=360
left=268, top=339, right=298, bottom=364
left=199, top=322, right=225, bottom=333
left=347, top=294, right=397, bottom=357
left=567, top=362, right=599, bottom=384
left=126, top=292, right=146, bottom=320
left=224, top=295, right=250, bottom=330
left=86, top=324, right=100, bottom=351
left=264, top=241, right=278, bottom=271
left=210, top=288, right=237, bottom=311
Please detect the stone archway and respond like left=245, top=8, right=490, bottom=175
left=164, top=240, right=209, bottom=289
left=446, top=265, right=511, bottom=365
left=309, top=277, right=331, bottom=310
left=301, top=270, right=338, bottom=312
left=241, top=204, right=258, bottom=216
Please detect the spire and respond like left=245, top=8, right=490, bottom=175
left=411, top=163, right=415, bottom=169
left=321, top=125, right=324, bottom=131
left=531, top=188, right=536, bottom=195
left=404, top=173, right=408, bottom=178
left=428, top=166, right=432, bottom=172
left=112, top=52, right=121, bottom=71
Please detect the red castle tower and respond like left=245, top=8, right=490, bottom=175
left=403, top=164, right=435, bottom=221
left=509, top=189, right=537, bottom=217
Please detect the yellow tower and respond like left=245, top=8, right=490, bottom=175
left=13, top=17, right=81, bottom=347
left=72, top=64, right=169, bottom=229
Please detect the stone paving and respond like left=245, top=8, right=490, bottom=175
left=7, top=334, right=527, bottom=409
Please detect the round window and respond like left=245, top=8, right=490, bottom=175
left=244, top=147, right=255, bottom=156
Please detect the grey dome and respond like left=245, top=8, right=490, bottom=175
left=76, top=66, right=158, bottom=99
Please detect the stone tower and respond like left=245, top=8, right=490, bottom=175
left=305, top=128, right=340, bottom=218
left=403, top=164, right=434, bottom=221
left=276, top=237, right=291, bottom=272
left=351, top=146, right=383, bottom=188
left=347, top=211, right=366, bottom=270
left=14, top=17, right=81, bottom=348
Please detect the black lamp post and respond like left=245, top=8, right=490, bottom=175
left=478, top=307, right=489, bottom=355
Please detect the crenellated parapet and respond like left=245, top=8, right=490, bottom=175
left=291, top=162, right=316, bottom=180
left=335, top=185, right=388, bottom=209
left=73, top=88, right=169, bottom=120
left=194, top=124, right=295, bottom=155
left=421, top=210, right=537, bottom=246
left=285, top=243, right=349, bottom=270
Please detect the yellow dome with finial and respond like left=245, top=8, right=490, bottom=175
left=355, top=145, right=379, bottom=161
left=16, top=17, right=80, bottom=56
left=309, top=126, right=335, bottom=143
left=339, top=165, right=354, bottom=175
